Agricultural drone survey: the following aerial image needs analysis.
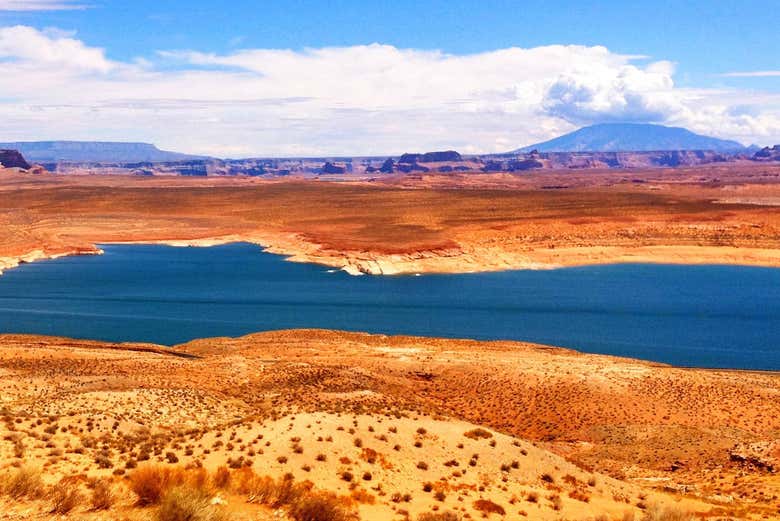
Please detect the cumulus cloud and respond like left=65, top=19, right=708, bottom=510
left=0, top=25, right=779, bottom=155
left=0, top=0, right=86, bottom=10
left=0, top=25, right=115, bottom=72
left=542, top=60, right=682, bottom=124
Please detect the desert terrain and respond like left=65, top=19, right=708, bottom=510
left=2, top=164, right=780, bottom=520
left=1, top=163, right=780, bottom=276
left=1, top=329, right=779, bottom=520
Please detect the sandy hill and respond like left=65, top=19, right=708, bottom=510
left=1, top=329, right=778, bottom=519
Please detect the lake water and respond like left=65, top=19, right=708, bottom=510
left=0, top=243, right=778, bottom=370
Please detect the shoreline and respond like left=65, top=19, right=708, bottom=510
left=0, top=246, right=104, bottom=276
left=4, top=328, right=780, bottom=375
left=2, top=234, right=780, bottom=277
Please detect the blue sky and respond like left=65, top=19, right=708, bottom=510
left=0, top=0, right=778, bottom=155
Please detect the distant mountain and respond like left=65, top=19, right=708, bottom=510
left=515, top=123, right=746, bottom=153
left=0, top=141, right=209, bottom=163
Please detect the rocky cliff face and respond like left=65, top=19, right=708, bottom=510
left=754, top=145, right=780, bottom=162
left=484, top=150, right=736, bottom=170
left=0, top=149, right=31, bottom=169
left=399, top=150, right=463, bottom=163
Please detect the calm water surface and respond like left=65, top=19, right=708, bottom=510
left=1, top=243, right=778, bottom=370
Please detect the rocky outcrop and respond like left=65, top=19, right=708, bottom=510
left=730, top=441, right=780, bottom=473
left=399, top=150, right=463, bottom=163
left=754, top=145, right=780, bottom=161
left=483, top=150, right=737, bottom=170
left=507, top=158, right=544, bottom=171
left=321, top=162, right=347, bottom=174
left=396, top=162, right=429, bottom=173
left=0, top=149, right=31, bottom=169
left=379, top=159, right=395, bottom=173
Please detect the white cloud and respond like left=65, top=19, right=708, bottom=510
left=0, top=25, right=779, bottom=155
left=0, top=25, right=115, bottom=72
left=721, top=71, right=780, bottom=78
left=0, top=0, right=86, bottom=10
left=542, top=60, right=682, bottom=124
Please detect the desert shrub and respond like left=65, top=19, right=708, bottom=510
left=157, top=485, right=223, bottom=521
left=463, top=428, right=493, bottom=440
left=272, top=476, right=306, bottom=507
left=417, top=461, right=429, bottom=470
left=473, top=499, right=506, bottom=515
left=222, top=466, right=245, bottom=490
left=130, top=466, right=168, bottom=505
left=95, top=454, right=113, bottom=469
left=641, top=504, right=694, bottom=521
left=90, top=478, right=115, bottom=510
left=245, top=474, right=306, bottom=508
left=350, top=488, right=375, bottom=504
left=50, top=480, right=83, bottom=514
left=361, top=447, right=378, bottom=464
left=569, top=488, right=591, bottom=502
left=287, top=490, right=357, bottom=521
left=129, top=465, right=186, bottom=506
left=212, top=466, right=231, bottom=489
left=245, top=474, right=276, bottom=504
left=418, top=512, right=461, bottom=521
left=2, top=465, right=44, bottom=499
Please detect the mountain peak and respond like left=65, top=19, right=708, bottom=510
left=515, top=123, right=745, bottom=153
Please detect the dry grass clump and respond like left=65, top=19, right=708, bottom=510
left=287, top=490, right=358, bottom=521
left=212, top=466, right=231, bottom=489
left=230, top=468, right=356, bottom=520
left=641, top=504, right=694, bottom=521
left=157, top=485, right=223, bottom=521
left=50, top=480, right=83, bottom=514
left=90, top=477, right=116, bottom=510
left=418, top=512, right=461, bottom=521
left=244, top=474, right=306, bottom=507
left=129, top=465, right=188, bottom=506
left=2, top=465, right=44, bottom=499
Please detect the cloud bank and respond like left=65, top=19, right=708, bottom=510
left=1, top=25, right=779, bottom=156
left=0, top=1, right=85, bottom=11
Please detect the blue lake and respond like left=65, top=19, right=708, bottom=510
left=0, top=243, right=779, bottom=370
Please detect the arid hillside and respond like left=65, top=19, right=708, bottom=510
left=0, top=330, right=778, bottom=520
